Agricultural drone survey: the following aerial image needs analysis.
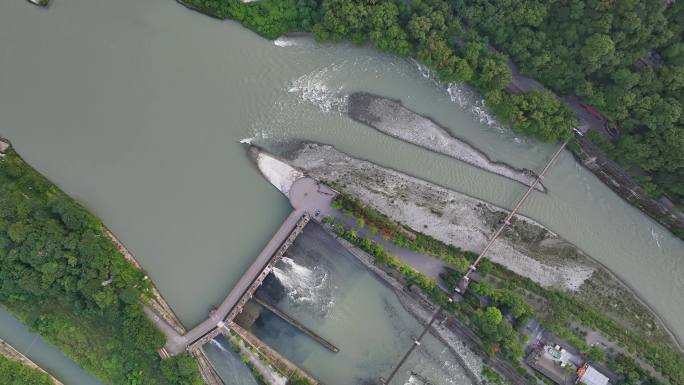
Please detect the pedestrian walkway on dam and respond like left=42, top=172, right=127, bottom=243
left=151, top=177, right=337, bottom=357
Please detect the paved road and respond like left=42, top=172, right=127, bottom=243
left=329, top=211, right=452, bottom=290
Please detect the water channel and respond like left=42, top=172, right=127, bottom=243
left=251, top=222, right=475, bottom=385
left=0, top=0, right=682, bottom=383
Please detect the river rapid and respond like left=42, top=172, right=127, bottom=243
left=0, top=0, right=682, bottom=383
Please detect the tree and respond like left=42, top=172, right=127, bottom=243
left=0, top=151, right=202, bottom=384
left=0, top=355, right=53, bottom=385
left=581, top=34, right=615, bottom=69
left=161, top=353, right=203, bottom=385
left=587, top=346, right=606, bottom=363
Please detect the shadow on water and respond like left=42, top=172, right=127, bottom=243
left=247, top=222, right=474, bottom=385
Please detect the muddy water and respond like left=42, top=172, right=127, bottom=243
left=251, top=223, right=475, bottom=385
left=0, top=0, right=683, bottom=382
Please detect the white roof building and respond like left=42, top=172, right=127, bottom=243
left=578, top=364, right=610, bottom=385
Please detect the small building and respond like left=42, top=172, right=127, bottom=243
left=525, top=332, right=584, bottom=385
left=576, top=363, right=610, bottom=385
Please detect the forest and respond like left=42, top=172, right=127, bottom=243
left=0, top=355, right=54, bottom=385
left=181, top=0, right=575, bottom=142
left=457, top=0, right=684, bottom=205
left=183, top=0, right=683, bottom=208
left=0, top=149, right=202, bottom=385
left=330, top=191, right=683, bottom=384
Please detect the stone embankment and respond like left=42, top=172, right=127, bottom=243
left=0, top=339, right=64, bottom=385
left=281, top=142, right=681, bottom=353
left=287, top=142, right=592, bottom=290
left=253, top=297, right=339, bottom=353
left=229, top=322, right=320, bottom=385
left=105, top=229, right=187, bottom=335
left=572, top=133, right=684, bottom=239
left=326, top=228, right=485, bottom=385
left=347, top=92, right=544, bottom=192
left=105, top=229, right=225, bottom=385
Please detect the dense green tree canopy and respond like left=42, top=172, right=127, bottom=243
left=0, top=355, right=54, bottom=385
left=458, top=0, right=684, bottom=204
left=0, top=150, right=201, bottom=385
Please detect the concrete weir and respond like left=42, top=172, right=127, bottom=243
left=152, top=169, right=336, bottom=365
left=254, top=296, right=340, bottom=353
left=144, top=147, right=335, bottom=384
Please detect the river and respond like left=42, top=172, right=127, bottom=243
left=252, top=222, right=476, bottom=385
left=0, top=0, right=682, bottom=383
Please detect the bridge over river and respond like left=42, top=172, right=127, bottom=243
left=151, top=177, right=336, bottom=358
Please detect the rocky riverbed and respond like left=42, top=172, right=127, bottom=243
left=286, top=142, right=588, bottom=290
left=261, top=142, right=680, bottom=350
left=347, top=92, right=544, bottom=192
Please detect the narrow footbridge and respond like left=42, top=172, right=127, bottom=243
left=156, top=177, right=336, bottom=358
left=381, top=140, right=569, bottom=384
left=456, top=139, right=569, bottom=293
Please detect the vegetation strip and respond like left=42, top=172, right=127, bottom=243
left=0, top=338, right=63, bottom=385
left=328, top=191, right=684, bottom=385
left=0, top=145, right=202, bottom=384
left=177, top=0, right=683, bottom=239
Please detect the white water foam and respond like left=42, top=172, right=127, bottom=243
left=445, top=83, right=505, bottom=133
left=651, top=227, right=663, bottom=249
left=409, top=58, right=512, bottom=139
left=239, top=137, right=254, bottom=144
left=272, top=257, right=336, bottom=316
left=209, top=339, right=230, bottom=354
left=288, top=63, right=349, bottom=113
left=274, top=37, right=296, bottom=47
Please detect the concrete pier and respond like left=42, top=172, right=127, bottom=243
left=228, top=322, right=320, bottom=385
left=154, top=177, right=336, bottom=357
left=254, top=296, right=339, bottom=353
left=183, top=211, right=311, bottom=354
left=191, top=349, right=226, bottom=385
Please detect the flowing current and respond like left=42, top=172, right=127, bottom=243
left=253, top=223, right=475, bottom=385
left=203, top=339, right=260, bottom=385
left=272, top=257, right=336, bottom=316
left=0, top=0, right=683, bottom=383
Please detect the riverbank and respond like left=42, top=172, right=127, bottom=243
left=570, top=134, right=684, bottom=239
left=0, top=339, right=64, bottom=385
left=229, top=322, right=319, bottom=385
left=0, top=141, right=204, bottom=385
left=348, top=92, right=544, bottom=192
left=270, top=143, right=683, bottom=358
left=246, top=143, right=682, bottom=384
left=106, top=229, right=187, bottom=336
left=106, top=229, right=224, bottom=385
left=287, top=143, right=593, bottom=291
left=327, top=228, right=485, bottom=385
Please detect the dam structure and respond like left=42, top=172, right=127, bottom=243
left=153, top=176, right=337, bottom=358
